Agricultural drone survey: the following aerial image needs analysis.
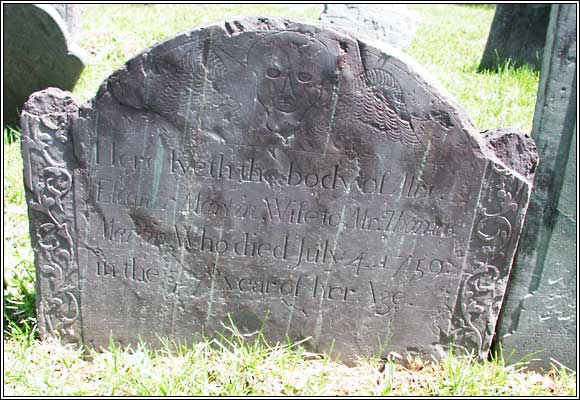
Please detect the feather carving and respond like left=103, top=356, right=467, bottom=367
left=344, top=68, right=424, bottom=150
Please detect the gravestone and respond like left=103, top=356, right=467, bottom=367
left=320, top=4, right=419, bottom=50
left=50, top=4, right=83, bottom=41
left=21, top=18, right=538, bottom=364
left=494, top=4, right=577, bottom=371
left=478, top=4, right=551, bottom=71
left=3, top=4, right=85, bottom=127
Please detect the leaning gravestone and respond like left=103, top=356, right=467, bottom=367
left=478, top=4, right=551, bottom=71
left=21, top=18, right=538, bottom=364
left=494, top=4, right=577, bottom=371
left=3, top=4, right=85, bottom=127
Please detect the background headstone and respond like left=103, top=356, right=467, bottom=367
left=3, top=4, right=86, bottom=128
left=320, top=4, right=419, bottom=50
left=21, top=18, right=537, bottom=364
left=50, top=4, right=83, bottom=41
left=478, top=4, right=551, bottom=71
left=494, top=4, right=577, bottom=371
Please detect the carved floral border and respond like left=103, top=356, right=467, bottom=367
left=21, top=91, right=81, bottom=345
left=447, top=161, right=531, bottom=357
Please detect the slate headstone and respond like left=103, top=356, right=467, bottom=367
left=478, top=4, right=551, bottom=71
left=3, top=4, right=85, bottom=127
left=494, top=4, right=577, bottom=371
left=21, top=18, right=537, bottom=364
left=320, top=4, right=419, bottom=50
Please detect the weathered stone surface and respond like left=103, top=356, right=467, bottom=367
left=22, top=18, right=537, bottom=364
left=320, top=4, right=419, bottom=50
left=3, top=4, right=85, bottom=127
left=478, top=4, right=551, bottom=71
left=494, top=4, right=577, bottom=371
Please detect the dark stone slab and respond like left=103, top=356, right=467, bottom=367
left=494, top=4, right=577, bottom=371
left=21, top=18, right=537, bottom=364
left=3, top=4, right=85, bottom=128
left=478, top=4, right=551, bottom=71
left=320, top=4, right=419, bottom=50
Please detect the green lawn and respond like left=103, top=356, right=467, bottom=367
left=4, top=4, right=574, bottom=397
left=407, top=4, right=540, bottom=132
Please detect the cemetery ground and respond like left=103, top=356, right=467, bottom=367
left=2, top=4, right=576, bottom=396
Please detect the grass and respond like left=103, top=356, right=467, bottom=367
left=3, top=138, right=36, bottom=335
left=407, top=4, right=540, bottom=132
left=3, top=4, right=574, bottom=397
left=3, top=323, right=576, bottom=396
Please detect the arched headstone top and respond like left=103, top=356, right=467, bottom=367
left=81, top=18, right=490, bottom=164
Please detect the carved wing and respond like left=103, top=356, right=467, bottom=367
left=349, top=68, right=424, bottom=150
left=146, top=48, right=242, bottom=132
left=146, top=49, right=203, bottom=123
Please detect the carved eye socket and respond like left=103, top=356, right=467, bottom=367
left=297, top=72, right=313, bottom=83
left=266, top=67, right=281, bottom=78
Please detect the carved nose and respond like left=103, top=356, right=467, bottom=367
left=281, top=74, right=294, bottom=98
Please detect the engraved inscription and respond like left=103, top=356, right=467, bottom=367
left=193, top=266, right=407, bottom=314
left=91, top=144, right=473, bottom=206
left=95, top=257, right=159, bottom=283
left=89, top=215, right=463, bottom=287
